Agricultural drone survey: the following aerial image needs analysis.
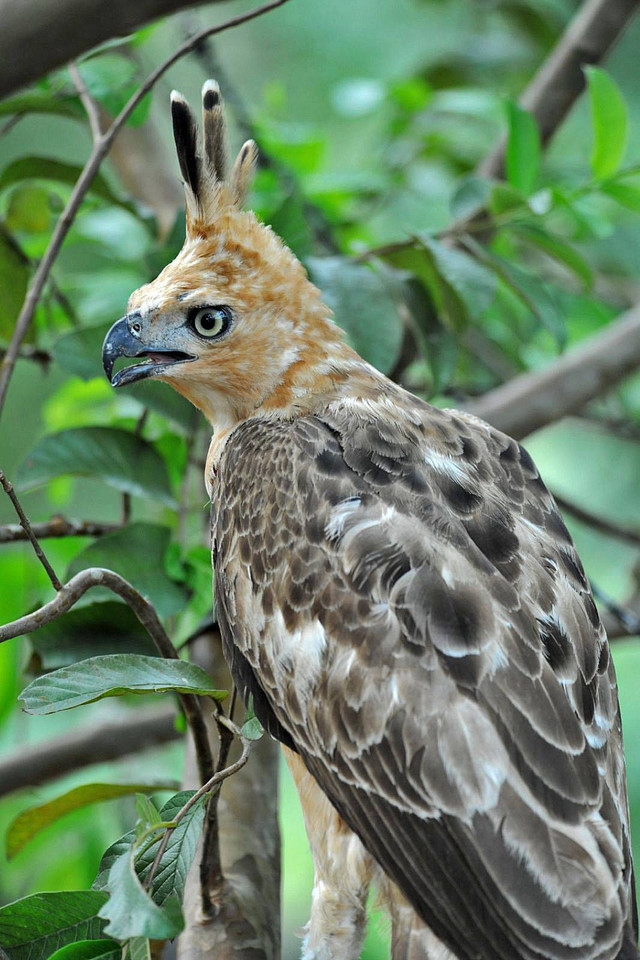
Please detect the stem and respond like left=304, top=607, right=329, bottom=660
left=146, top=716, right=251, bottom=892
left=0, top=566, right=213, bottom=782
left=0, top=468, right=62, bottom=590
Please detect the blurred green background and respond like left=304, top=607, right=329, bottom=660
left=1, top=0, right=640, bottom=956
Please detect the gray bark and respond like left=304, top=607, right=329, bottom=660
left=477, top=0, right=639, bottom=179
left=178, top=631, right=281, bottom=960
left=0, top=706, right=179, bottom=795
left=0, top=0, right=231, bottom=100
left=466, top=302, right=640, bottom=440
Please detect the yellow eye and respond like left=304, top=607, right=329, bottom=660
left=190, top=306, right=232, bottom=338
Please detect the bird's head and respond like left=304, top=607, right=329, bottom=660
left=102, top=81, right=348, bottom=428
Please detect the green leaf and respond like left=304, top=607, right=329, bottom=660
left=98, top=849, right=183, bottom=939
left=426, top=328, right=459, bottom=395
left=19, top=653, right=227, bottom=715
left=0, top=90, right=83, bottom=120
left=0, top=230, right=29, bottom=341
left=241, top=715, right=264, bottom=740
left=67, top=524, right=189, bottom=618
left=48, top=940, right=121, bottom=960
left=0, top=891, right=108, bottom=960
left=505, top=101, right=541, bottom=196
left=601, top=180, right=640, bottom=213
left=420, top=237, right=496, bottom=318
left=269, top=189, right=314, bottom=259
left=307, top=256, right=404, bottom=374
left=29, top=601, right=156, bottom=669
left=514, top=224, right=593, bottom=289
left=6, top=781, right=178, bottom=859
left=586, top=67, right=628, bottom=179
left=389, top=238, right=496, bottom=331
left=78, top=55, right=150, bottom=127
left=126, top=939, right=152, bottom=960
left=450, top=176, right=492, bottom=221
left=95, top=791, right=206, bottom=907
left=497, top=258, right=567, bottom=347
left=135, top=794, right=162, bottom=831
left=17, top=427, right=176, bottom=506
left=488, top=182, right=526, bottom=216
left=6, top=184, right=51, bottom=232
left=0, top=157, right=132, bottom=210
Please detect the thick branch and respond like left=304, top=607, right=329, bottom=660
left=0, top=566, right=213, bottom=783
left=477, top=0, right=639, bottom=180
left=0, top=0, right=235, bottom=100
left=466, top=303, right=640, bottom=440
left=178, top=631, right=281, bottom=960
left=0, top=707, right=179, bottom=796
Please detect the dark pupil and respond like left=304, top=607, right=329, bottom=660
left=200, top=312, right=218, bottom=330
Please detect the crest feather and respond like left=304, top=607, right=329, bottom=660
left=170, top=82, right=258, bottom=228
left=202, top=79, right=228, bottom=182
left=170, top=90, right=200, bottom=198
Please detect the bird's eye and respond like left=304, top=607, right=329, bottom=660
left=189, top=305, right=232, bottom=339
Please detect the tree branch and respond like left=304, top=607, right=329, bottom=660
left=478, top=0, right=639, bottom=180
left=0, top=516, right=120, bottom=543
left=178, top=631, right=281, bottom=960
left=68, top=61, right=104, bottom=143
left=465, top=302, right=640, bottom=439
left=147, top=712, right=252, bottom=896
left=0, top=706, right=179, bottom=797
left=553, top=491, right=640, bottom=548
left=0, top=468, right=62, bottom=590
left=0, top=0, right=292, bottom=424
left=0, top=0, right=237, bottom=100
left=0, top=566, right=214, bottom=783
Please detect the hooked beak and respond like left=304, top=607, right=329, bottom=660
left=102, top=316, right=196, bottom=387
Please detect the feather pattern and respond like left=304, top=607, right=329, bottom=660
left=108, top=83, right=639, bottom=960
left=212, top=388, right=637, bottom=960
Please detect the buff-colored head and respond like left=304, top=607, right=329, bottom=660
left=102, top=81, right=346, bottom=428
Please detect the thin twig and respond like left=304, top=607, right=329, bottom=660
left=146, top=714, right=251, bottom=893
left=0, top=566, right=213, bottom=782
left=0, top=223, right=78, bottom=329
left=553, top=491, right=640, bottom=548
left=0, top=0, right=292, bottom=423
left=68, top=61, right=103, bottom=142
left=0, top=468, right=62, bottom=590
left=0, top=345, right=52, bottom=369
left=200, top=701, right=235, bottom=914
left=0, top=515, right=120, bottom=543
left=122, top=407, right=149, bottom=524
left=592, top=582, right=640, bottom=637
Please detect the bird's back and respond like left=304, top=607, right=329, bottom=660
left=212, top=385, right=638, bottom=960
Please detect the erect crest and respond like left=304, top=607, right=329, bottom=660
left=170, top=80, right=258, bottom=231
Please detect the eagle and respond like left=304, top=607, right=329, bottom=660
left=102, top=82, right=639, bottom=960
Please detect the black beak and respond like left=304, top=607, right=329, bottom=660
left=102, top=316, right=144, bottom=385
left=102, top=315, right=195, bottom=387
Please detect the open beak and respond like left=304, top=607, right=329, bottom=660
left=102, top=316, right=196, bottom=387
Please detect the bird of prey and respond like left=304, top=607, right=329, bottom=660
left=103, top=82, right=639, bottom=960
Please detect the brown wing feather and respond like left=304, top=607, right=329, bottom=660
left=212, top=395, right=637, bottom=960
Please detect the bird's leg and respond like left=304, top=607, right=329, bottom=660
left=283, top=746, right=373, bottom=960
left=382, top=878, right=457, bottom=960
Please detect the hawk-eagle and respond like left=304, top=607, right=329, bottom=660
left=103, top=83, right=639, bottom=960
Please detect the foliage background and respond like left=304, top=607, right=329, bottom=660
left=1, top=0, right=640, bottom=956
